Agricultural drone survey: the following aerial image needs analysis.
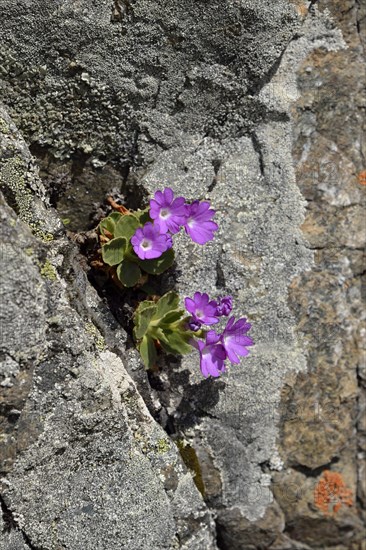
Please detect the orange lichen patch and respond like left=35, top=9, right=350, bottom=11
left=357, top=170, right=366, bottom=186
left=314, top=470, right=353, bottom=515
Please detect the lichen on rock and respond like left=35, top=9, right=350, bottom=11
left=0, top=0, right=364, bottom=548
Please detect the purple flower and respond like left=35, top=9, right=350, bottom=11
left=193, top=331, right=227, bottom=378
left=215, top=295, right=233, bottom=317
left=185, top=292, right=219, bottom=326
left=131, top=222, right=172, bottom=260
left=149, top=187, right=187, bottom=234
left=220, top=316, right=253, bottom=364
left=184, top=200, right=218, bottom=245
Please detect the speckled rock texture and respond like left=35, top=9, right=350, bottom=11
left=0, top=189, right=217, bottom=549
left=278, top=1, right=366, bottom=547
left=0, top=0, right=364, bottom=549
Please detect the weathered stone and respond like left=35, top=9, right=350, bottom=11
left=216, top=501, right=285, bottom=550
left=0, top=140, right=216, bottom=548
left=276, top=0, right=366, bottom=545
left=0, top=0, right=364, bottom=548
left=0, top=0, right=301, bottom=161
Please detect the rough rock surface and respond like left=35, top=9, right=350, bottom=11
left=277, top=1, right=366, bottom=547
left=0, top=172, right=216, bottom=548
left=0, top=1, right=364, bottom=549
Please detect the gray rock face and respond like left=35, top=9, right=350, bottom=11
left=0, top=1, right=364, bottom=549
left=0, top=191, right=216, bottom=549
left=0, top=0, right=299, bottom=161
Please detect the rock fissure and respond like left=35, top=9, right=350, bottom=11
left=250, top=132, right=265, bottom=178
left=0, top=495, right=40, bottom=550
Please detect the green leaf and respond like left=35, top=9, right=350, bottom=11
left=158, top=328, right=193, bottom=356
left=151, top=291, right=180, bottom=322
left=134, top=305, right=158, bottom=340
left=155, top=291, right=179, bottom=314
left=101, top=237, right=127, bottom=266
left=99, top=212, right=122, bottom=237
left=132, top=208, right=151, bottom=225
left=158, top=309, right=185, bottom=325
left=134, top=299, right=156, bottom=316
left=116, top=260, right=141, bottom=287
left=137, top=248, right=175, bottom=275
left=139, top=335, right=157, bottom=369
left=114, top=215, right=140, bottom=240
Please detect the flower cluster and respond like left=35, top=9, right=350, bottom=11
left=98, top=187, right=254, bottom=379
left=131, top=187, right=218, bottom=260
left=185, top=292, right=253, bottom=378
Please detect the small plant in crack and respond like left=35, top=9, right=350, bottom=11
left=93, top=187, right=253, bottom=377
left=135, top=290, right=253, bottom=377
left=94, top=186, right=218, bottom=287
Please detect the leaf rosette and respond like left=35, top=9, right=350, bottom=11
left=98, top=209, right=175, bottom=287
left=133, top=292, right=194, bottom=368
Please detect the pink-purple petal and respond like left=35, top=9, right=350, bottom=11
left=154, top=191, right=164, bottom=205
left=149, top=188, right=187, bottom=235
left=220, top=316, right=253, bottom=364
left=184, top=297, right=196, bottom=313
left=206, top=330, right=221, bottom=345
left=163, top=187, right=174, bottom=203
left=199, top=344, right=226, bottom=378
left=131, top=221, right=172, bottom=260
left=185, top=292, right=219, bottom=326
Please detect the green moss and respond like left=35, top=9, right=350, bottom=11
left=35, top=229, right=54, bottom=242
left=85, top=322, right=106, bottom=351
left=0, top=117, right=9, bottom=135
left=95, top=337, right=106, bottom=351
left=0, top=157, right=34, bottom=225
left=24, top=247, right=34, bottom=256
left=176, top=439, right=205, bottom=497
left=0, top=158, right=54, bottom=240
left=156, top=438, right=170, bottom=454
left=39, top=259, right=57, bottom=281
